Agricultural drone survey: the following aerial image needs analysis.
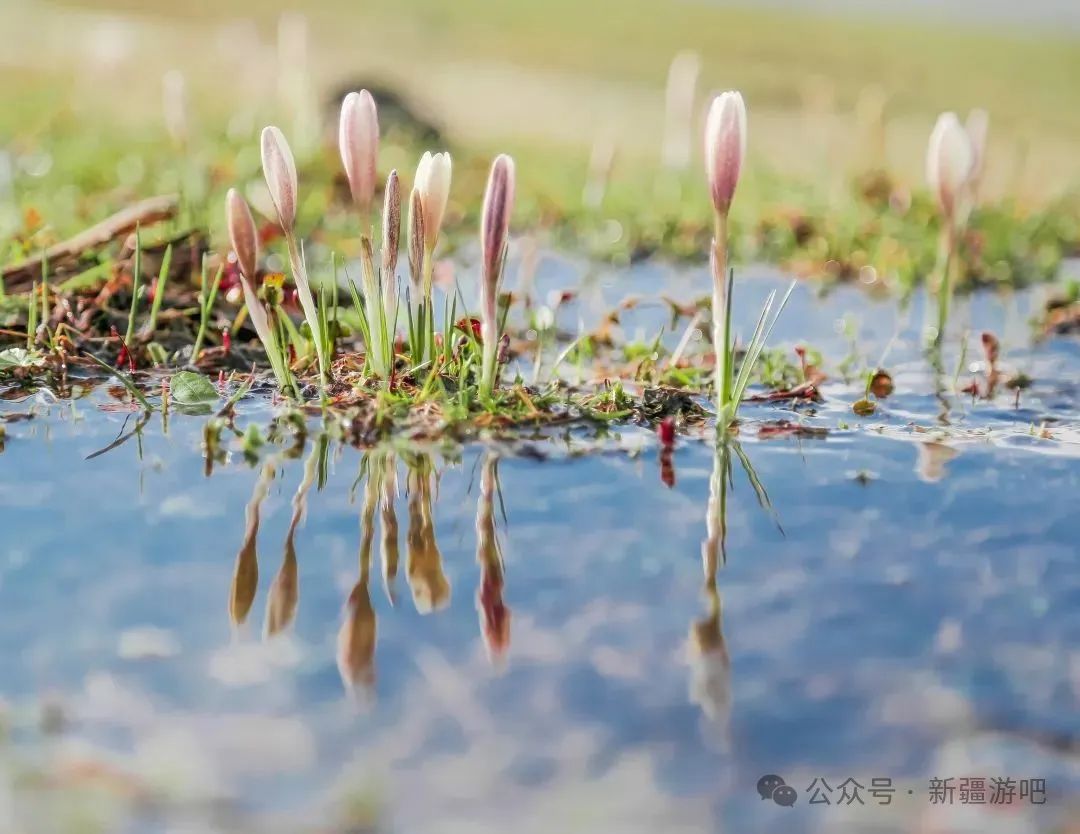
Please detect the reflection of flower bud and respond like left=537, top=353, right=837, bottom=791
left=478, top=569, right=510, bottom=661
left=261, top=125, right=299, bottom=232
left=337, top=582, right=376, bottom=699
left=226, top=188, right=259, bottom=280
left=379, top=460, right=400, bottom=605
left=406, top=465, right=451, bottom=614
left=703, top=91, right=746, bottom=217
left=229, top=533, right=259, bottom=627
left=916, top=441, right=958, bottom=483
left=475, top=456, right=509, bottom=663
left=413, top=151, right=452, bottom=252
left=409, top=563, right=451, bottom=614
left=338, top=90, right=379, bottom=216
left=688, top=599, right=730, bottom=724
left=264, top=535, right=299, bottom=638
left=230, top=465, right=274, bottom=628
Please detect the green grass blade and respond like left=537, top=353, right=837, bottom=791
left=145, top=244, right=173, bottom=338
left=84, top=352, right=153, bottom=410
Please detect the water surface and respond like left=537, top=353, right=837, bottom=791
left=0, top=261, right=1078, bottom=832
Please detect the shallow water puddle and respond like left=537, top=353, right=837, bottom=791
left=0, top=265, right=1078, bottom=832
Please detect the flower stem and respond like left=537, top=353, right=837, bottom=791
left=711, top=212, right=729, bottom=424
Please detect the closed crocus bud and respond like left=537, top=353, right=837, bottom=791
left=926, top=112, right=975, bottom=226
left=965, top=108, right=989, bottom=198
left=479, top=154, right=515, bottom=397
left=339, top=90, right=379, bottom=215
left=261, top=125, right=299, bottom=231
left=703, top=91, right=747, bottom=217
left=226, top=188, right=258, bottom=279
left=414, top=151, right=452, bottom=251
left=381, top=170, right=400, bottom=282
left=480, top=154, right=515, bottom=286
left=407, top=187, right=425, bottom=289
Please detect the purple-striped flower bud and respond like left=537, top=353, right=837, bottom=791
left=382, top=170, right=400, bottom=282
left=478, top=154, right=515, bottom=397
left=338, top=90, right=379, bottom=215
left=407, top=187, right=425, bottom=290
left=260, top=125, right=298, bottom=232
left=226, top=188, right=258, bottom=280
left=703, top=91, right=746, bottom=217
left=480, top=154, right=515, bottom=287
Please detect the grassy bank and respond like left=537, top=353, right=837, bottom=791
left=0, top=1, right=1077, bottom=286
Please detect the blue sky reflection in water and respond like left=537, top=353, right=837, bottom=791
left=0, top=264, right=1079, bottom=832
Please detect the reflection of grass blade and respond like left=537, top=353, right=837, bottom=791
left=217, top=365, right=257, bottom=416
left=85, top=411, right=151, bottom=460
left=84, top=352, right=153, bottom=411
left=730, top=439, right=785, bottom=538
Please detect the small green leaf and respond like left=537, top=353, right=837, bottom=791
left=171, top=371, right=219, bottom=405
left=0, top=347, right=45, bottom=370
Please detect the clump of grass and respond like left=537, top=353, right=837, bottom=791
left=217, top=90, right=520, bottom=419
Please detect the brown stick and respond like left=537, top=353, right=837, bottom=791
left=1, top=194, right=180, bottom=288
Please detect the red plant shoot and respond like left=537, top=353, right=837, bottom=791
left=455, top=316, right=482, bottom=340
left=111, top=325, right=136, bottom=372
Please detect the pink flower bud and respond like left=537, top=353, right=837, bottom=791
left=338, top=90, right=379, bottom=215
left=926, top=112, right=975, bottom=226
left=260, top=125, right=298, bottom=232
left=478, top=154, right=514, bottom=396
left=703, top=91, right=746, bottom=217
left=413, top=151, right=452, bottom=252
left=480, top=154, right=515, bottom=288
left=225, top=188, right=258, bottom=280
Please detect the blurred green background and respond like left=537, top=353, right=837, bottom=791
left=1, top=0, right=1078, bottom=252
